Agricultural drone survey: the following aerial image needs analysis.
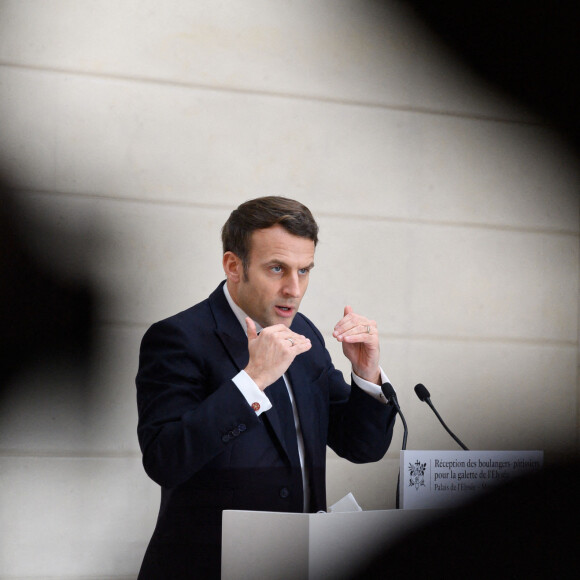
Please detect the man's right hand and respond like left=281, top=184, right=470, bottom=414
left=244, top=317, right=312, bottom=390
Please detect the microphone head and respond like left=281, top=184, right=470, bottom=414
left=414, top=383, right=431, bottom=402
left=381, top=382, right=396, bottom=400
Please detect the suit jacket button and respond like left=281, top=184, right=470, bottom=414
left=279, top=487, right=290, bottom=499
left=238, top=424, right=246, bottom=431
left=221, top=434, right=230, bottom=443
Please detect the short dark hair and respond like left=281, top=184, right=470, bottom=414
left=221, top=196, right=319, bottom=273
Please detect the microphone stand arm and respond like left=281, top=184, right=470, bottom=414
left=425, top=398, right=469, bottom=451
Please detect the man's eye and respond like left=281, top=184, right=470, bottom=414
left=271, top=266, right=282, bottom=273
left=299, top=268, right=310, bottom=275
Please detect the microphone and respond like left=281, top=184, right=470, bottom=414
left=382, top=383, right=407, bottom=451
left=382, top=382, right=407, bottom=509
left=414, top=383, right=469, bottom=450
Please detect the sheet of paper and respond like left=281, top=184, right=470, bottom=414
left=328, top=492, right=363, bottom=513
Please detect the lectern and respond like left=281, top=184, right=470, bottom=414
left=221, top=508, right=435, bottom=580
left=223, top=451, right=543, bottom=578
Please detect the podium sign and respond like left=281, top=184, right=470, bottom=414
left=400, top=450, right=543, bottom=509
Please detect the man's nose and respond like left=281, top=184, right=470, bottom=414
left=282, top=273, right=301, bottom=297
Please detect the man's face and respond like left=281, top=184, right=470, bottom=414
left=226, top=224, right=315, bottom=328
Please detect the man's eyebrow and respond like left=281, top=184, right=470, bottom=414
left=264, top=260, right=315, bottom=269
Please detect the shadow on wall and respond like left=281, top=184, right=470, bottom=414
left=0, top=168, right=98, bottom=408
left=398, top=0, right=580, bottom=154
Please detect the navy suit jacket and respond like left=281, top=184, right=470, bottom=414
left=136, top=282, right=396, bottom=578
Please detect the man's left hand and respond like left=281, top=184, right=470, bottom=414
left=333, top=305, right=381, bottom=385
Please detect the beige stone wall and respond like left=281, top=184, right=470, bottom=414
left=1, top=1, right=578, bottom=577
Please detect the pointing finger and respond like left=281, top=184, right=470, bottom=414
left=246, top=317, right=258, bottom=340
left=334, top=305, right=352, bottom=335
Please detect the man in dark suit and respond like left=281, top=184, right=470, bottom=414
left=136, top=196, right=397, bottom=578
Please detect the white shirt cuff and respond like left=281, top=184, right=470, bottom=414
left=232, top=370, right=272, bottom=415
left=352, top=367, right=391, bottom=404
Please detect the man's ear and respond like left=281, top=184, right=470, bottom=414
left=223, top=251, right=243, bottom=283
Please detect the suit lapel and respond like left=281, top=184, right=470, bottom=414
left=287, top=315, right=323, bottom=461
left=209, top=282, right=250, bottom=371
left=264, top=377, right=300, bottom=466
left=208, top=282, right=292, bottom=463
